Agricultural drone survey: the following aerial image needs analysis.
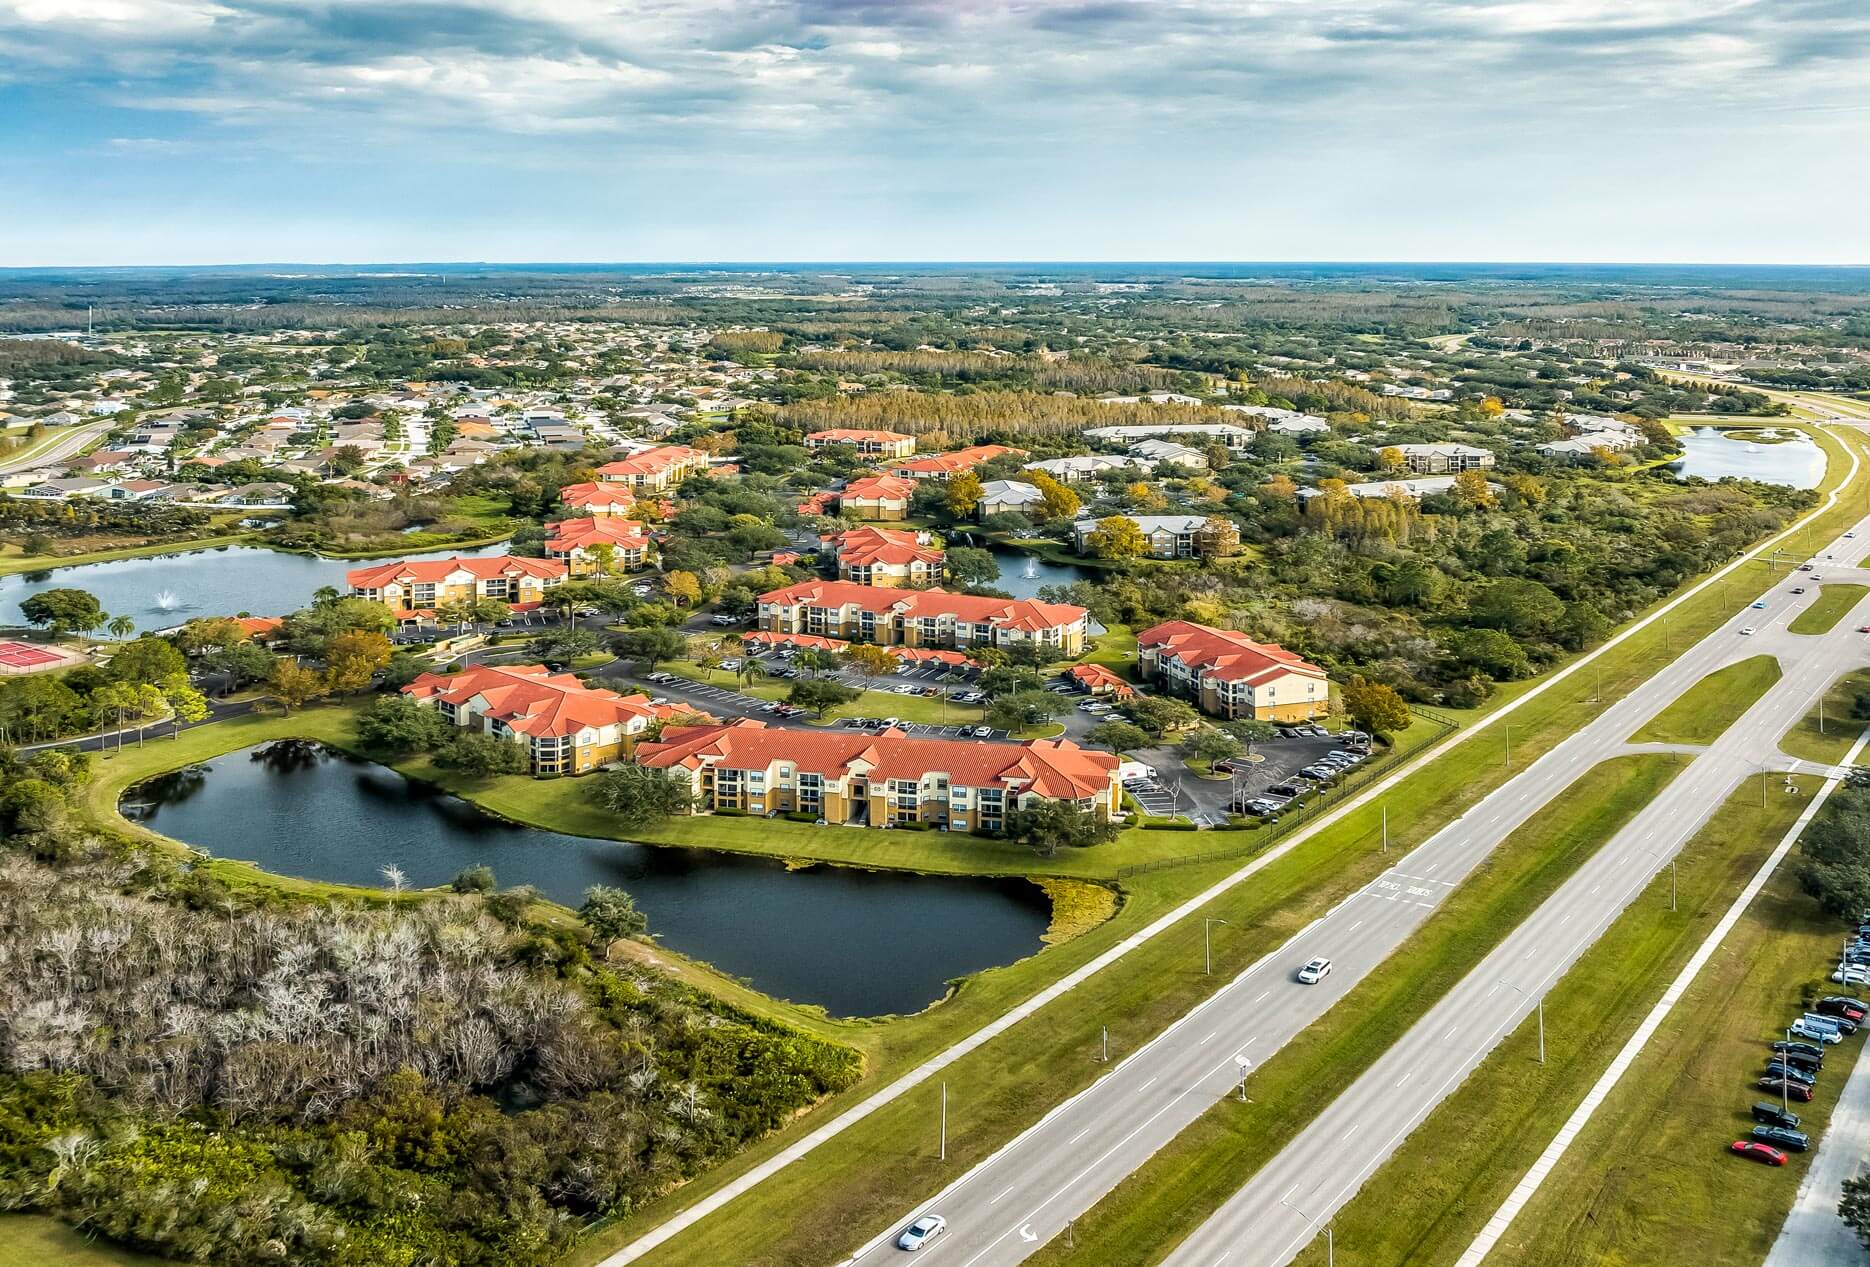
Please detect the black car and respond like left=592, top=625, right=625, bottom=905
left=1774, top=1048, right=1823, bottom=1074
left=1752, top=1101, right=1802, bottom=1130
left=1751, top=1125, right=1811, bottom=1152
left=1764, top=1061, right=1816, bottom=1086
left=1819, top=996, right=1870, bottom=1021
left=1773, top=1040, right=1826, bottom=1064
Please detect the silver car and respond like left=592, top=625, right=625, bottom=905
left=898, top=1214, right=947, bottom=1250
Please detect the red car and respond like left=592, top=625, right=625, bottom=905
left=1731, top=1141, right=1788, bottom=1166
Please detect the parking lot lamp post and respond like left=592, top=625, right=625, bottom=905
left=1205, top=917, right=1229, bottom=976
left=1327, top=1223, right=1334, bottom=1267
left=1783, top=1029, right=1791, bottom=1114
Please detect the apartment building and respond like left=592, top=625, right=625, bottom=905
left=557, top=481, right=642, bottom=517
left=804, top=428, right=917, bottom=458
left=594, top=444, right=711, bottom=492
left=1084, top=423, right=1256, bottom=450
left=1136, top=620, right=1329, bottom=722
left=837, top=474, right=917, bottom=520
left=889, top=443, right=1022, bottom=480
left=758, top=580, right=1089, bottom=655
left=1389, top=443, right=1495, bottom=474
left=347, top=555, right=568, bottom=615
left=636, top=720, right=1123, bottom=830
left=826, top=526, right=944, bottom=587
left=1071, top=514, right=1240, bottom=559
left=544, top=516, right=652, bottom=572
left=403, top=664, right=707, bottom=775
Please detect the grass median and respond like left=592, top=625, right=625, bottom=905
left=1780, top=669, right=1870, bottom=765
left=1631, top=655, right=1782, bottom=746
left=1286, top=773, right=1821, bottom=1267
left=1029, top=755, right=1681, bottom=1266
left=1789, top=583, right=1870, bottom=635
left=1480, top=781, right=1856, bottom=1267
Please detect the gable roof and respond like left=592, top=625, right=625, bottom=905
left=347, top=555, right=567, bottom=590
left=1137, top=620, right=1326, bottom=687
left=827, top=526, right=943, bottom=569
left=595, top=444, right=708, bottom=479
left=891, top=443, right=1023, bottom=476
left=545, top=516, right=650, bottom=553
left=840, top=474, right=917, bottom=503
left=758, top=580, right=1086, bottom=633
left=403, top=663, right=709, bottom=738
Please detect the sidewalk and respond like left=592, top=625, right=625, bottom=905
left=1764, top=1040, right=1870, bottom=1267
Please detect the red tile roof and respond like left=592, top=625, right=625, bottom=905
left=826, top=526, right=944, bottom=569
left=559, top=481, right=642, bottom=512
left=1137, top=620, right=1326, bottom=687
left=637, top=720, right=1120, bottom=799
left=545, top=516, right=650, bottom=553
left=403, top=664, right=711, bottom=739
left=891, top=444, right=1023, bottom=477
left=840, top=474, right=917, bottom=504
left=806, top=428, right=914, bottom=445
left=595, top=444, right=709, bottom=480
left=758, top=580, right=1086, bottom=634
left=1069, top=662, right=1136, bottom=696
left=346, top=555, right=567, bottom=590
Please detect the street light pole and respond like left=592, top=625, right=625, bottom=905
left=1671, top=859, right=1677, bottom=913
left=1538, top=997, right=1546, bottom=1064
left=1504, top=722, right=1512, bottom=773
left=1382, top=803, right=1388, bottom=853
left=939, top=1082, right=947, bottom=1161
left=1327, top=1224, right=1335, bottom=1267
left=1205, top=918, right=1230, bottom=976
left=1235, top=1052, right=1252, bottom=1102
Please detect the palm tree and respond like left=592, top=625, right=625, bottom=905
left=738, top=658, right=768, bottom=689
left=105, top=615, right=135, bottom=641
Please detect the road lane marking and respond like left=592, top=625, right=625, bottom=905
left=991, top=1185, right=1013, bottom=1205
left=1254, top=990, right=1271, bottom=1003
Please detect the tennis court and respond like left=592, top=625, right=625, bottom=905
left=0, top=641, right=82, bottom=674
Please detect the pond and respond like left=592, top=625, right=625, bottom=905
left=985, top=543, right=1096, bottom=601
left=0, top=541, right=511, bottom=633
left=121, top=741, right=1054, bottom=1017
left=1669, top=426, right=1826, bottom=489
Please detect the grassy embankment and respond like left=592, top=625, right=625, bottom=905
left=1780, top=670, right=1870, bottom=765
left=1028, top=756, right=1680, bottom=1265
left=1630, top=655, right=1782, bottom=746
left=0, top=529, right=256, bottom=579
left=1788, top=583, right=1870, bottom=635
left=1478, top=782, right=1858, bottom=1267
left=1283, top=773, right=1825, bottom=1267
left=0, top=1215, right=170, bottom=1267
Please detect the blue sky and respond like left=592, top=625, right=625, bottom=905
left=2, top=0, right=1867, bottom=266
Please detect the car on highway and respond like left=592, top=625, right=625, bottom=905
left=1751, top=600, right=1768, bottom=609
left=1792, top=587, right=1807, bottom=595
left=1740, top=627, right=1756, bottom=636
left=897, top=1214, right=947, bottom=1250
left=1297, top=957, right=1332, bottom=984
left=1752, top=1101, right=1802, bottom=1129
left=1759, top=1075, right=1816, bottom=1101
left=1731, top=1140, right=1789, bottom=1166
left=1751, top=1125, right=1811, bottom=1152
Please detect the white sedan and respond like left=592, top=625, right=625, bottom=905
left=898, top=1214, right=948, bottom=1250
left=1297, top=957, right=1333, bottom=984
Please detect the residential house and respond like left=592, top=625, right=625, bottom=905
left=544, top=517, right=652, bottom=572
left=838, top=474, right=917, bottom=521
left=403, top=663, right=708, bottom=775
left=889, top=443, right=1022, bottom=480
left=347, top=555, right=569, bottom=616
left=594, top=444, right=711, bottom=492
left=1389, top=443, right=1495, bottom=474
left=978, top=479, right=1045, bottom=518
left=1071, top=514, right=1239, bottom=559
left=757, top=580, right=1089, bottom=655
left=1136, top=621, right=1329, bottom=722
left=1127, top=438, right=1208, bottom=470
left=636, top=720, right=1122, bottom=830
left=804, top=428, right=917, bottom=458
left=826, top=526, right=944, bottom=587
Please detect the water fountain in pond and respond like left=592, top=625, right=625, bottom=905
left=1023, top=555, right=1040, bottom=580
left=153, top=590, right=180, bottom=612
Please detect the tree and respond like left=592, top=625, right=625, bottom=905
left=1377, top=445, right=1406, bottom=474
left=1127, top=695, right=1200, bottom=739
left=788, top=678, right=862, bottom=716
left=696, top=647, right=727, bottom=680
left=20, top=589, right=104, bottom=640
left=451, top=865, right=496, bottom=894
left=323, top=629, right=394, bottom=694
left=1086, top=719, right=1150, bottom=753
left=358, top=695, right=455, bottom=753
left=1085, top=515, right=1148, bottom=561
left=108, top=635, right=186, bottom=684
left=794, top=647, right=840, bottom=678
left=1181, top=727, right=1244, bottom=768
left=1004, top=800, right=1119, bottom=858
left=1469, top=578, right=1564, bottom=638
left=267, top=658, right=329, bottom=714
left=840, top=643, right=899, bottom=684
left=986, top=689, right=1066, bottom=734
left=1028, top=470, right=1081, bottom=524
left=610, top=625, right=688, bottom=672
left=664, top=570, right=703, bottom=608
left=159, top=672, right=209, bottom=738
left=945, top=471, right=985, bottom=518
left=105, top=615, right=136, bottom=641
left=944, top=546, right=1000, bottom=588
left=527, top=626, right=601, bottom=664
left=588, top=765, right=695, bottom=829
left=1841, top=1174, right=1870, bottom=1250
left=1221, top=718, right=1279, bottom=754
left=470, top=598, right=510, bottom=630
left=1453, top=467, right=1495, bottom=508
left=580, top=885, right=649, bottom=942
left=978, top=665, right=1044, bottom=698
left=1341, top=675, right=1410, bottom=737
left=439, top=731, right=529, bottom=776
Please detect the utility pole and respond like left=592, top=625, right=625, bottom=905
left=1382, top=803, right=1389, bottom=853
left=1538, top=997, right=1546, bottom=1065
left=1504, top=722, right=1512, bottom=773
left=1670, top=859, right=1677, bottom=912
left=939, top=1082, right=947, bottom=1161
left=1821, top=694, right=1827, bottom=736
left=1100, top=1025, right=1108, bottom=1063
left=1327, top=1224, right=1335, bottom=1267
left=1205, top=918, right=1229, bottom=976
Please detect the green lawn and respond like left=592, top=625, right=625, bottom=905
left=1480, top=786, right=1856, bottom=1267
left=1788, top=583, right=1870, bottom=635
left=0, top=531, right=255, bottom=577
left=1631, top=655, right=1782, bottom=746
left=1285, top=775, right=1821, bottom=1267
left=1779, top=670, right=1870, bottom=765
left=1029, top=756, right=1680, bottom=1266
left=0, top=1216, right=172, bottom=1267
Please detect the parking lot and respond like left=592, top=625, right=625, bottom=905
left=833, top=718, right=1010, bottom=741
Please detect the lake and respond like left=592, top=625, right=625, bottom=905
left=121, top=741, right=1053, bottom=1017
left=1669, top=426, right=1826, bottom=488
left=0, top=541, right=510, bottom=633
left=986, top=543, right=1096, bottom=600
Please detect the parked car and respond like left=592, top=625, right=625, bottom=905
left=1762, top=1062, right=1815, bottom=1087
left=1731, top=1141, right=1789, bottom=1166
left=1831, top=965, right=1870, bottom=985
left=1759, top=1076, right=1816, bottom=1101
left=1774, top=1048, right=1823, bottom=1075
left=1751, top=1125, right=1811, bottom=1152
left=1772, top=1040, right=1825, bottom=1064
left=1817, top=997, right=1869, bottom=1023
left=897, top=1214, right=948, bottom=1250
left=1297, top=957, right=1332, bottom=984
left=1790, top=1019, right=1843, bottom=1045
left=1267, top=782, right=1307, bottom=800
left=1752, top=1101, right=1802, bottom=1130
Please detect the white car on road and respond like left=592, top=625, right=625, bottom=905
left=1297, top=957, right=1332, bottom=984
left=897, top=1214, right=947, bottom=1250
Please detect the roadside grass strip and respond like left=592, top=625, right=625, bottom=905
left=1281, top=772, right=1827, bottom=1267
left=0, top=1214, right=170, bottom=1267
left=1780, top=669, right=1870, bottom=766
left=1473, top=776, right=1866, bottom=1267
left=1631, top=655, right=1782, bottom=746
left=1788, top=583, right=1870, bottom=635
left=1026, top=755, right=1681, bottom=1266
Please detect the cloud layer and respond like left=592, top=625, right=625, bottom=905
left=3, top=0, right=1868, bottom=263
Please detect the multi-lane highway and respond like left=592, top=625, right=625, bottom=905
left=846, top=455, right=1870, bottom=1266
left=0, top=420, right=110, bottom=473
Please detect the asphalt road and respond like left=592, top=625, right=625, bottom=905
left=849, top=513, right=1870, bottom=1267
left=0, top=421, right=112, bottom=473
